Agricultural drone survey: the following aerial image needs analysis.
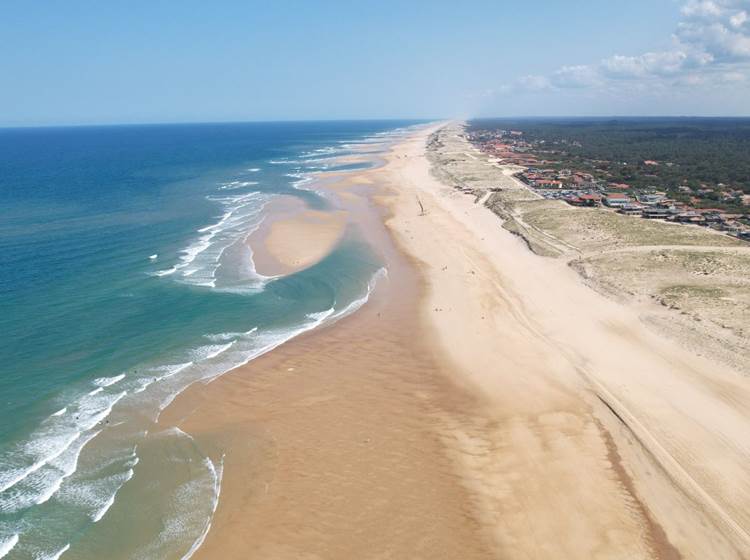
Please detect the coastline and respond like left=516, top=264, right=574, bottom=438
left=161, top=122, right=750, bottom=559
left=246, top=195, right=348, bottom=277
left=377, top=123, right=750, bottom=557
left=159, top=128, right=500, bottom=558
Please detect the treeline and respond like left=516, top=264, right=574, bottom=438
left=468, top=118, right=750, bottom=194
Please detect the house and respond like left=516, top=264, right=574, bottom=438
left=673, top=212, right=706, bottom=224
left=604, top=193, right=632, bottom=207
left=578, top=194, right=602, bottom=207
left=701, top=211, right=725, bottom=224
left=638, top=193, right=667, bottom=205
left=642, top=207, right=671, bottom=219
left=618, top=204, right=643, bottom=216
left=536, top=179, right=563, bottom=189
left=565, top=194, right=601, bottom=208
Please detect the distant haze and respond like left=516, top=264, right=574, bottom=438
left=2, top=0, right=749, bottom=126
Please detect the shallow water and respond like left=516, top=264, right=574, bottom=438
left=0, top=120, right=423, bottom=559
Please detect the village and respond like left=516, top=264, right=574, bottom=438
left=468, top=128, right=750, bottom=242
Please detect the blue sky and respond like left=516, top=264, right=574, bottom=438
left=2, top=0, right=749, bottom=125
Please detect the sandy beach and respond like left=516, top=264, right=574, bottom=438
left=247, top=195, right=348, bottom=276
left=161, top=123, right=750, bottom=559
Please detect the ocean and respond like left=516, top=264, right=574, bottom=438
left=0, top=120, right=422, bottom=559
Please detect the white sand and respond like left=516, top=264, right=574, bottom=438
left=378, top=123, right=750, bottom=558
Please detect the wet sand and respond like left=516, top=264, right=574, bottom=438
left=159, top=123, right=750, bottom=559
left=247, top=196, right=347, bottom=276
left=162, top=263, right=497, bottom=559
left=159, top=140, right=499, bottom=559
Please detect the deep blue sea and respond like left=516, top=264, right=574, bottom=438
left=0, top=120, right=422, bottom=559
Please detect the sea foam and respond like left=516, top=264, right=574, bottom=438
left=154, top=191, right=269, bottom=290
left=0, top=389, right=126, bottom=496
left=93, top=374, right=126, bottom=387
left=0, top=534, right=19, bottom=559
left=39, top=543, right=70, bottom=560
left=178, top=454, right=224, bottom=560
left=0, top=429, right=102, bottom=513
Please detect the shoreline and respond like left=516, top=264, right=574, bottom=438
left=245, top=195, right=348, bottom=277
left=378, top=123, right=750, bottom=557
left=162, top=122, right=750, bottom=559
left=160, top=125, right=500, bottom=558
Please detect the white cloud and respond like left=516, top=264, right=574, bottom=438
left=496, top=0, right=750, bottom=97
left=730, top=10, right=748, bottom=27
left=550, top=65, right=602, bottom=88
left=682, top=0, right=725, bottom=18
left=677, top=0, right=750, bottom=61
left=600, top=51, right=694, bottom=78
left=677, top=21, right=750, bottom=60
left=516, top=74, right=552, bottom=91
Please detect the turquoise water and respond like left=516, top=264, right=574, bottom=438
left=0, top=121, right=422, bottom=559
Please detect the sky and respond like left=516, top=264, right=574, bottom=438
left=1, top=0, right=749, bottom=126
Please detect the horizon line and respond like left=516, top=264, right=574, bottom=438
left=3, top=114, right=750, bottom=130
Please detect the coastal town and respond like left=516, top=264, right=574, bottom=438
left=468, top=127, right=750, bottom=242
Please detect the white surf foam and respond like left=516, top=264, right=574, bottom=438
left=330, top=267, right=387, bottom=322
left=192, top=342, right=235, bottom=362
left=0, top=429, right=103, bottom=514
left=218, top=180, right=258, bottom=191
left=38, top=543, right=70, bottom=560
left=35, top=429, right=102, bottom=506
left=77, top=391, right=127, bottom=432
left=0, top=386, right=128, bottom=495
left=178, top=454, right=224, bottom=560
left=93, top=374, right=126, bottom=388
left=55, top=451, right=136, bottom=524
left=10, top=391, right=126, bottom=499
left=154, top=191, right=270, bottom=289
left=157, top=362, right=194, bottom=380
left=133, top=362, right=194, bottom=394
left=0, top=432, right=79, bottom=494
left=147, top=267, right=387, bottom=556
left=197, top=211, right=231, bottom=233
left=91, top=493, right=115, bottom=523
left=306, top=308, right=335, bottom=323
left=203, top=327, right=257, bottom=342
left=153, top=265, right=178, bottom=277
left=0, top=534, right=19, bottom=559
left=50, top=407, right=67, bottom=418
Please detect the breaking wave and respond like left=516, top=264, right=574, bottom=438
left=153, top=191, right=270, bottom=290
